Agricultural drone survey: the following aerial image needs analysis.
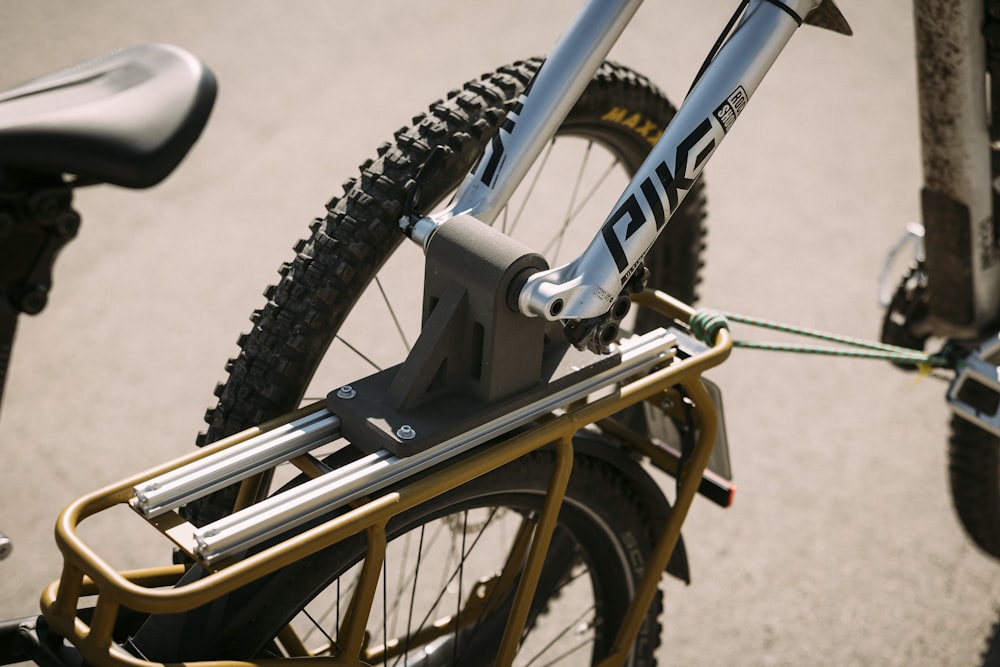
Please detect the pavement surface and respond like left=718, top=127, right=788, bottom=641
left=1, top=2, right=999, bottom=665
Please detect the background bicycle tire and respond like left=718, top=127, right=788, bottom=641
left=0, top=2, right=997, bottom=666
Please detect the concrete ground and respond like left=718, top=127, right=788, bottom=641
left=0, top=2, right=998, bottom=665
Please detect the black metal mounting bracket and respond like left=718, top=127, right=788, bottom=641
left=328, top=214, right=617, bottom=457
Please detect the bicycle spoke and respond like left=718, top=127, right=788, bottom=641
left=565, top=156, right=619, bottom=226
left=379, top=529, right=422, bottom=665
left=295, top=577, right=343, bottom=654
left=506, top=138, right=557, bottom=237
left=401, top=525, right=426, bottom=667
left=335, top=334, right=383, bottom=373
left=540, top=144, right=621, bottom=263
left=361, top=508, right=502, bottom=664
left=410, top=510, right=498, bottom=640
left=375, top=275, right=410, bottom=352
left=544, top=140, right=593, bottom=262
left=453, top=511, right=469, bottom=665
left=521, top=603, right=596, bottom=667
left=301, top=608, right=337, bottom=656
left=534, top=637, right=594, bottom=667
left=543, top=559, right=588, bottom=600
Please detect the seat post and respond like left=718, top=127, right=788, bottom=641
left=0, top=173, right=81, bottom=420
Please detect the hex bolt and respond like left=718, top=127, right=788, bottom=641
left=336, top=385, right=356, bottom=399
left=396, top=425, right=416, bottom=440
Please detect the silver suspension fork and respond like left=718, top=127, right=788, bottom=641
left=517, top=0, right=820, bottom=321
left=409, top=0, right=823, bottom=321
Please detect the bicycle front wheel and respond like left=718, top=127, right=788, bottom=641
left=170, top=58, right=706, bottom=664
left=189, top=57, right=706, bottom=525
left=139, top=448, right=669, bottom=665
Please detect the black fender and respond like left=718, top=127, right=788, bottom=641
left=572, top=431, right=691, bottom=585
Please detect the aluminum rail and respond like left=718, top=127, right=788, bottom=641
left=192, top=327, right=678, bottom=563
left=131, top=411, right=341, bottom=519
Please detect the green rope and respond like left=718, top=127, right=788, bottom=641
left=688, top=309, right=953, bottom=369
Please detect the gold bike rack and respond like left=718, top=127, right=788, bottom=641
left=39, top=290, right=732, bottom=667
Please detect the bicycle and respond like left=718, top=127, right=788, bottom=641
left=1, top=1, right=1000, bottom=667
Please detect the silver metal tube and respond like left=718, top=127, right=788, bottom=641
left=132, top=411, right=341, bottom=518
left=408, top=0, right=644, bottom=247
left=193, top=450, right=396, bottom=557
left=519, top=0, right=813, bottom=321
left=193, top=328, right=677, bottom=562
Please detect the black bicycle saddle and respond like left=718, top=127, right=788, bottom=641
left=0, top=43, right=217, bottom=188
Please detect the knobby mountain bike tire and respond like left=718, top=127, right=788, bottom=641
left=949, top=415, right=1000, bottom=559
left=883, top=268, right=1000, bottom=560
left=132, top=444, right=674, bottom=665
